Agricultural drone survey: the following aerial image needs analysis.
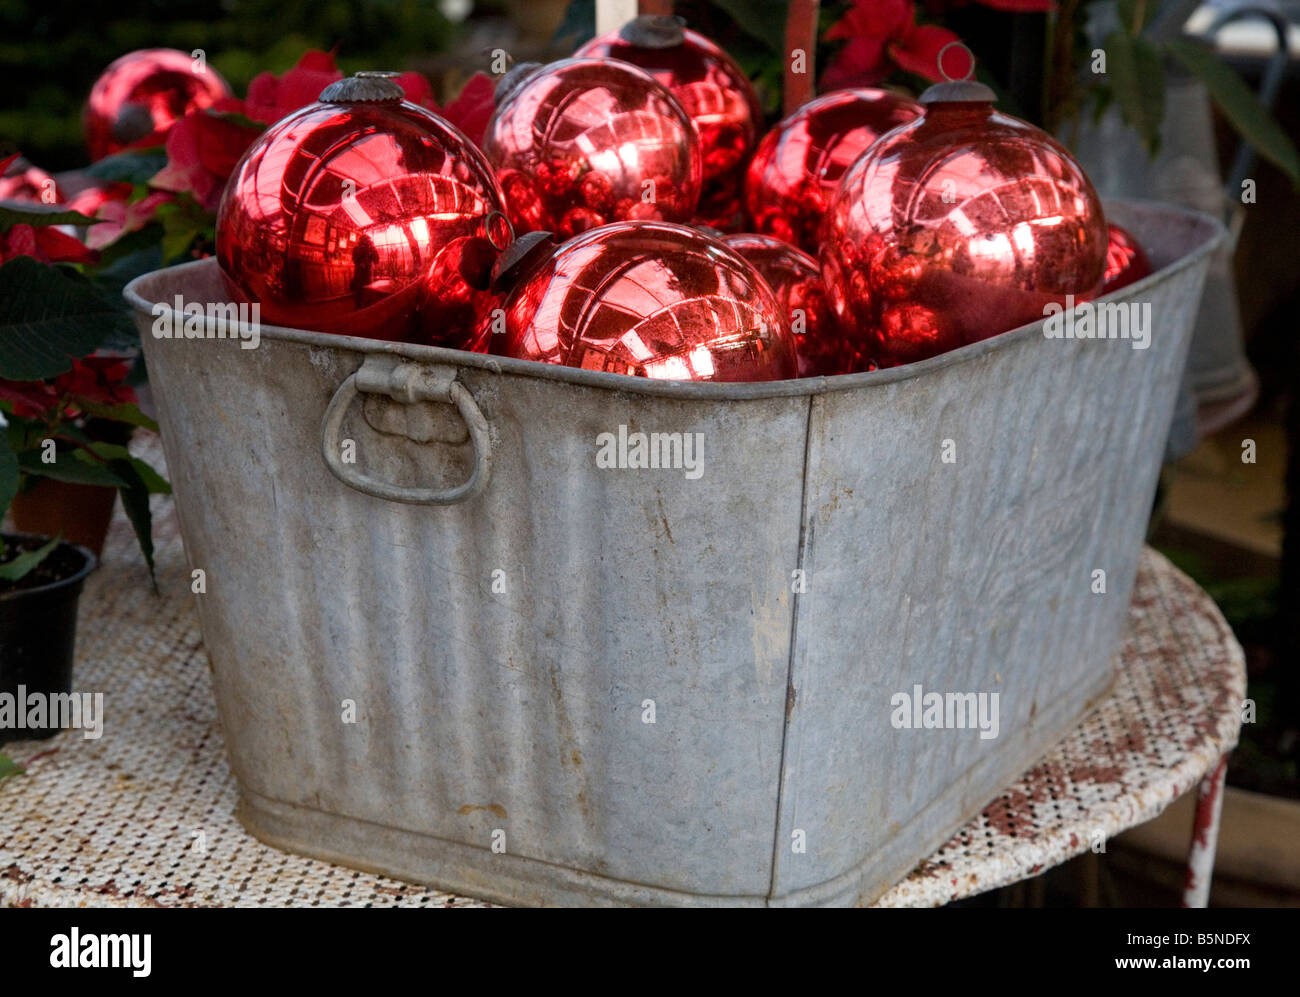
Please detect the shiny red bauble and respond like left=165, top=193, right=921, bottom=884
left=84, top=48, right=232, bottom=161
left=481, top=58, right=701, bottom=241
left=720, top=234, right=838, bottom=377
left=0, top=157, right=59, bottom=204
left=576, top=16, right=761, bottom=230
left=1102, top=223, right=1153, bottom=292
left=745, top=88, right=922, bottom=254
left=487, top=221, right=797, bottom=381
left=216, top=73, right=508, bottom=346
left=821, top=81, right=1109, bottom=368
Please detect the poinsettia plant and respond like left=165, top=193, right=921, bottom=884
left=0, top=202, right=168, bottom=583
left=0, top=348, right=169, bottom=582
left=0, top=49, right=497, bottom=584
left=102, top=50, right=497, bottom=266
left=2, top=50, right=496, bottom=275
left=632, top=0, right=1297, bottom=184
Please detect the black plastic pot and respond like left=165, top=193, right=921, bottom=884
left=0, top=534, right=96, bottom=743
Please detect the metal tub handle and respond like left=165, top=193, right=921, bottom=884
left=321, top=354, right=491, bottom=505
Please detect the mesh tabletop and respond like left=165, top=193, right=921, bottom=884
left=0, top=438, right=1245, bottom=908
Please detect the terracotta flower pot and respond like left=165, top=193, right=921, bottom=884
left=9, top=479, right=117, bottom=558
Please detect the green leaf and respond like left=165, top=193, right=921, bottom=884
left=0, top=534, right=60, bottom=582
left=1117, top=0, right=1159, bottom=35
left=710, top=0, right=787, bottom=54
left=160, top=224, right=201, bottom=264
left=83, top=443, right=170, bottom=495
left=94, top=221, right=164, bottom=270
left=0, top=257, right=134, bottom=380
left=88, top=235, right=162, bottom=353
left=1166, top=38, right=1300, bottom=186
left=206, top=109, right=266, bottom=132
left=1090, top=86, right=1115, bottom=127
left=77, top=401, right=159, bottom=432
left=154, top=196, right=212, bottom=264
left=0, top=429, right=17, bottom=520
left=0, top=753, right=24, bottom=784
left=551, top=0, right=594, bottom=46
left=20, top=450, right=129, bottom=488
left=109, top=457, right=158, bottom=585
left=1105, top=30, right=1165, bottom=157
left=81, top=148, right=168, bottom=184
left=0, top=204, right=99, bottom=232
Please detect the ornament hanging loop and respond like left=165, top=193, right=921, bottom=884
left=921, top=44, right=994, bottom=106
left=937, top=41, right=977, bottom=83
left=485, top=210, right=514, bottom=252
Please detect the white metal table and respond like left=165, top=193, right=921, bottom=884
left=0, top=469, right=1245, bottom=908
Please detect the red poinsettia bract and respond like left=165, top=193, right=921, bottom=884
left=0, top=356, right=137, bottom=422
left=823, top=0, right=1051, bottom=89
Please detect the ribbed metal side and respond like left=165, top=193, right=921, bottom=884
left=131, top=200, right=1222, bottom=905
left=770, top=221, right=1210, bottom=899
left=141, top=305, right=804, bottom=898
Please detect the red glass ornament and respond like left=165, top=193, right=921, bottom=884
left=720, top=233, right=840, bottom=377
left=481, top=58, right=701, bottom=241
left=1102, top=222, right=1153, bottom=292
left=745, top=88, right=922, bottom=254
left=487, top=221, right=796, bottom=381
left=821, top=80, right=1108, bottom=368
left=576, top=16, right=760, bottom=231
left=0, top=158, right=60, bottom=204
left=84, top=48, right=232, bottom=161
left=217, top=73, right=508, bottom=346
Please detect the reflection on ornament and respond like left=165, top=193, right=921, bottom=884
left=1102, top=223, right=1153, bottom=292
left=0, top=158, right=60, bottom=204
left=721, top=234, right=840, bottom=377
left=488, top=220, right=796, bottom=382
left=745, top=88, right=922, bottom=253
left=217, top=73, right=507, bottom=346
left=85, top=48, right=232, bottom=161
left=481, top=58, right=701, bottom=240
left=821, top=80, right=1108, bottom=368
left=577, top=16, right=760, bottom=230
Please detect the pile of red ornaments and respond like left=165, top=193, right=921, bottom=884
left=214, top=16, right=1153, bottom=384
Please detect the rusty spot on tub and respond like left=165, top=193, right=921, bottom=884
left=570, top=750, right=583, bottom=767
left=656, top=495, right=674, bottom=544
left=458, top=804, right=508, bottom=819
left=785, top=683, right=796, bottom=722
left=912, top=857, right=950, bottom=879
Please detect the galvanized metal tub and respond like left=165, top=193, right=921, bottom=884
left=125, top=200, right=1221, bottom=907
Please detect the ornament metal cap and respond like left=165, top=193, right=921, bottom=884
left=112, top=103, right=155, bottom=145
left=319, top=71, right=406, bottom=104
left=619, top=14, right=686, bottom=48
left=491, top=230, right=555, bottom=291
left=495, top=62, right=543, bottom=105
left=919, top=80, right=997, bottom=105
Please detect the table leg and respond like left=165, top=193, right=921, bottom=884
left=1182, top=755, right=1229, bottom=908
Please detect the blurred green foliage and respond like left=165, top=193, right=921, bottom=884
left=0, top=0, right=455, bottom=170
left=1158, top=542, right=1297, bottom=797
